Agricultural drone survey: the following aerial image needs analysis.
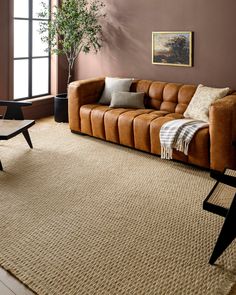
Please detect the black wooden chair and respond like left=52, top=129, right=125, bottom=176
left=204, top=168, right=236, bottom=264
left=0, top=100, right=34, bottom=170
left=0, top=100, right=32, bottom=120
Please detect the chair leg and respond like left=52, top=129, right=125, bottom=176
left=209, top=193, right=236, bottom=265
left=0, top=160, right=3, bottom=171
left=22, top=130, right=33, bottom=149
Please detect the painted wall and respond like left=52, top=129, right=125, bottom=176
left=75, top=0, right=236, bottom=88
left=0, top=0, right=12, bottom=99
left=0, top=0, right=68, bottom=118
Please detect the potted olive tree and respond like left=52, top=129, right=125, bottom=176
left=39, top=0, right=106, bottom=122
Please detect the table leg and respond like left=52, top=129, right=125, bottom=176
left=22, top=130, right=33, bottom=149
left=4, top=105, right=24, bottom=120
left=210, top=193, right=236, bottom=265
left=0, top=160, right=3, bottom=171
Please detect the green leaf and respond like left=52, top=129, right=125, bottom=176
left=38, top=0, right=106, bottom=85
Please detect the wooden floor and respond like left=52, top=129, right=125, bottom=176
left=0, top=266, right=236, bottom=295
left=0, top=267, right=33, bottom=295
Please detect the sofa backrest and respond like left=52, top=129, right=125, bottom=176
left=130, top=80, right=197, bottom=114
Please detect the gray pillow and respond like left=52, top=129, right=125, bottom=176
left=109, top=91, right=145, bottom=109
left=99, top=77, right=133, bottom=105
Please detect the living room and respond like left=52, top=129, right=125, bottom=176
left=0, top=0, right=236, bottom=294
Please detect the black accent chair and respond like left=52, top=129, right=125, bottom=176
left=0, top=100, right=34, bottom=171
left=210, top=170, right=236, bottom=265
left=0, top=100, right=32, bottom=120
left=204, top=168, right=236, bottom=265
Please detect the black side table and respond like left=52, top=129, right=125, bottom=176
left=54, top=94, right=69, bottom=123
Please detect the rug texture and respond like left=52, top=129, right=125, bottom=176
left=0, top=118, right=236, bottom=295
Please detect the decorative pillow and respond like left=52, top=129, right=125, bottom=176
left=184, top=84, right=230, bottom=122
left=110, top=91, right=145, bottom=109
left=99, top=77, right=133, bottom=105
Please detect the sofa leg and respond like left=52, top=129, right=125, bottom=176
left=71, top=130, right=87, bottom=136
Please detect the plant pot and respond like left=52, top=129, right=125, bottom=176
left=54, top=93, right=68, bottom=123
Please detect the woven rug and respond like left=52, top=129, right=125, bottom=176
left=0, top=118, right=236, bottom=295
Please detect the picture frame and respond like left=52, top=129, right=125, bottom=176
left=152, top=31, right=193, bottom=67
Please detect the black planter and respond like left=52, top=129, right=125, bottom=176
left=54, top=93, right=68, bottom=123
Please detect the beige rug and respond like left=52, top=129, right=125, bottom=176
left=0, top=118, right=236, bottom=295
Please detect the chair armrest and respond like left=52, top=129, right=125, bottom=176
left=209, top=93, right=236, bottom=171
left=0, top=100, right=32, bottom=107
left=68, top=77, right=105, bottom=132
left=210, top=169, right=236, bottom=188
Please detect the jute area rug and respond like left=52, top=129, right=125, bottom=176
left=0, top=118, right=236, bottom=295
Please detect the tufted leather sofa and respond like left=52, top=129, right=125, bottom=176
left=68, top=77, right=236, bottom=172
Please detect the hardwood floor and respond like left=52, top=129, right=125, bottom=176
left=0, top=281, right=15, bottom=295
left=0, top=267, right=33, bottom=295
left=0, top=265, right=236, bottom=295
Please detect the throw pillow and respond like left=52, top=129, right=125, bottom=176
left=184, top=84, right=230, bottom=122
left=110, top=91, right=145, bottom=109
left=99, top=77, right=133, bottom=105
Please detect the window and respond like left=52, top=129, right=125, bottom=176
left=14, top=0, right=51, bottom=100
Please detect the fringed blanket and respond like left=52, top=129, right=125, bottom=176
left=160, top=119, right=208, bottom=159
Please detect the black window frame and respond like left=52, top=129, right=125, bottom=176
left=13, top=0, right=51, bottom=100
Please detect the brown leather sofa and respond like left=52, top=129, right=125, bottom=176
left=68, top=77, right=236, bottom=172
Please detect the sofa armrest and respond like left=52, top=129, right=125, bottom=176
left=209, top=93, right=236, bottom=171
left=68, top=77, right=105, bottom=132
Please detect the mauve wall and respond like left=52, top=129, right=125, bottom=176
left=75, top=0, right=236, bottom=88
left=0, top=0, right=11, bottom=99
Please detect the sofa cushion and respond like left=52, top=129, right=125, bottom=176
left=165, top=113, right=184, bottom=119
left=188, top=127, right=210, bottom=168
left=150, top=116, right=209, bottom=167
left=90, top=105, right=111, bottom=139
left=147, top=82, right=168, bottom=109
left=80, top=103, right=210, bottom=168
left=150, top=117, right=177, bottom=156
left=110, top=91, right=145, bottom=109
left=184, top=84, right=230, bottom=122
left=175, top=85, right=197, bottom=114
left=80, top=104, right=111, bottom=138
left=134, top=112, right=168, bottom=152
left=80, top=104, right=99, bottom=136
left=147, top=83, right=197, bottom=114
left=99, top=77, right=133, bottom=105
left=130, top=80, right=153, bottom=94
left=118, top=109, right=153, bottom=147
left=104, top=108, right=132, bottom=143
left=161, top=83, right=183, bottom=113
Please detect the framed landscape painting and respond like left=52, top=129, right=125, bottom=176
left=152, top=31, right=193, bottom=67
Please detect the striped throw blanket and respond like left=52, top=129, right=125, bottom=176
left=160, top=119, right=209, bottom=159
